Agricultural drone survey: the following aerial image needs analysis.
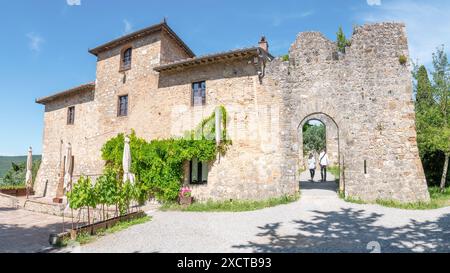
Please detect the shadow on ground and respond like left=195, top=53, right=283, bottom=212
left=0, top=208, right=66, bottom=253
left=233, top=208, right=450, bottom=253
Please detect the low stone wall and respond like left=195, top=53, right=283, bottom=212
left=0, top=193, right=20, bottom=209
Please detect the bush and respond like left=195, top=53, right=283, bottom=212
left=336, top=26, right=351, bottom=54
left=1, top=160, right=41, bottom=187
left=399, top=55, right=408, bottom=65
left=281, top=55, right=289, bottom=62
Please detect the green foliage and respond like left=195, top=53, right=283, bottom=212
left=281, top=54, right=289, bottom=62
left=413, top=46, right=450, bottom=190
left=0, top=185, right=26, bottom=190
left=328, top=165, right=340, bottom=180
left=0, top=155, right=41, bottom=179
left=101, top=107, right=231, bottom=203
left=94, top=170, right=120, bottom=207
left=303, top=123, right=326, bottom=155
left=399, top=55, right=408, bottom=65
left=67, top=176, right=96, bottom=210
left=340, top=187, right=450, bottom=210
left=336, top=26, right=351, bottom=54
left=415, top=65, right=435, bottom=109
left=161, top=194, right=300, bottom=212
left=1, top=159, right=41, bottom=187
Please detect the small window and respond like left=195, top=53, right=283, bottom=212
left=190, top=158, right=208, bottom=184
left=192, top=81, right=206, bottom=106
left=121, top=47, right=132, bottom=71
left=118, top=95, right=128, bottom=117
left=67, top=106, right=75, bottom=125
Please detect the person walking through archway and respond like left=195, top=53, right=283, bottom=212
left=308, top=153, right=316, bottom=182
left=319, top=149, right=329, bottom=182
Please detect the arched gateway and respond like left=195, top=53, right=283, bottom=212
left=265, top=23, right=430, bottom=203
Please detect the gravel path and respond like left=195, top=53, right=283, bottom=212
left=79, top=173, right=450, bottom=253
left=0, top=208, right=63, bottom=253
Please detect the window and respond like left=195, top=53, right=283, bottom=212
left=190, top=158, right=208, bottom=184
left=118, top=95, right=128, bottom=117
left=121, top=47, right=132, bottom=71
left=67, top=106, right=75, bottom=125
left=192, top=81, right=206, bottom=106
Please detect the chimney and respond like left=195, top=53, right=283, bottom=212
left=259, top=36, right=269, bottom=53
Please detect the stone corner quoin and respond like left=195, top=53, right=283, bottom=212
left=34, top=21, right=430, bottom=204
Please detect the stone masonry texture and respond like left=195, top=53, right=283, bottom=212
left=35, top=22, right=430, bottom=203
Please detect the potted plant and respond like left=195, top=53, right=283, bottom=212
left=179, top=186, right=193, bottom=206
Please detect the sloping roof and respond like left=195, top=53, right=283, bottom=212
left=36, top=82, right=95, bottom=104
left=154, top=47, right=273, bottom=72
left=88, top=22, right=195, bottom=58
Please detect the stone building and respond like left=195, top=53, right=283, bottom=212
left=35, top=21, right=430, bottom=203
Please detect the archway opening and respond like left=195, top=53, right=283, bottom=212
left=298, top=113, right=342, bottom=194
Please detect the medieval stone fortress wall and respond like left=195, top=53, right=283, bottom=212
left=35, top=21, right=429, bottom=203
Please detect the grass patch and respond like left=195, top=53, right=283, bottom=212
left=338, top=191, right=366, bottom=204
left=376, top=187, right=450, bottom=210
left=0, top=184, right=26, bottom=190
left=339, top=187, right=450, bottom=210
left=161, top=194, right=300, bottom=212
left=328, top=166, right=340, bottom=180
left=58, top=215, right=151, bottom=247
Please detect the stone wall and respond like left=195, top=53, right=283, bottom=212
left=158, top=59, right=286, bottom=201
left=34, top=90, right=100, bottom=197
left=36, top=22, right=430, bottom=203
left=266, top=23, right=430, bottom=202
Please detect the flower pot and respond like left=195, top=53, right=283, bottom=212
left=179, top=196, right=193, bottom=206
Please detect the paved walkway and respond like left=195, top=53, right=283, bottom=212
left=78, top=173, right=450, bottom=253
left=0, top=208, right=64, bottom=253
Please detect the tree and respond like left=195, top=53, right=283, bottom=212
left=431, top=46, right=450, bottom=191
left=336, top=26, right=351, bottom=54
left=2, top=160, right=41, bottom=187
left=303, top=124, right=326, bottom=155
left=416, top=65, right=434, bottom=109
left=415, top=47, right=450, bottom=191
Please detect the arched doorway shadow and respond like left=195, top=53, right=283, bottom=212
left=297, top=112, right=342, bottom=195
left=299, top=172, right=339, bottom=196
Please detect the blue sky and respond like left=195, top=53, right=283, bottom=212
left=0, top=0, right=449, bottom=156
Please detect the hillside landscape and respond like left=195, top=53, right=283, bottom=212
left=0, top=155, right=42, bottom=182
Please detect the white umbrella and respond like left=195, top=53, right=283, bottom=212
left=25, top=147, right=33, bottom=197
left=123, top=136, right=135, bottom=184
left=63, top=143, right=73, bottom=193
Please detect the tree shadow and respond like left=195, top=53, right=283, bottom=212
left=0, top=208, right=68, bottom=253
left=233, top=208, right=450, bottom=253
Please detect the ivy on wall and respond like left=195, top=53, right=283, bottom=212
left=101, top=106, right=231, bottom=202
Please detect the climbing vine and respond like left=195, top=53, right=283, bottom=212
left=100, top=106, right=231, bottom=202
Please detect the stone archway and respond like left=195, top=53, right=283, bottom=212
left=297, top=112, right=343, bottom=192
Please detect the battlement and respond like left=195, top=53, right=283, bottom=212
left=289, top=22, right=409, bottom=65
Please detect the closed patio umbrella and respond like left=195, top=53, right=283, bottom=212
left=25, top=147, right=33, bottom=198
left=63, top=143, right=73, bottom=193
left=123, top=136, right=135, bottom=184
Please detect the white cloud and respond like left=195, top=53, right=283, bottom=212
left=123, top=19, right=133, bottom=34
left=367, top=0, right=382, bottom=6
left=357, top=0, right=450, bottom=65
left=26, top=33, right=44, bottom=53
left=66, top=0, right=81, bottom=6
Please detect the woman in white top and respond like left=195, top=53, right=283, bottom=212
left=308, top=153, right=316, bottom=181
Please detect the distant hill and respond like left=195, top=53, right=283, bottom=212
left=0, top=155, right=42, bottom=179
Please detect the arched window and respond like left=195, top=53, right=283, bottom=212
left=121, top=47, right=132, bottom=70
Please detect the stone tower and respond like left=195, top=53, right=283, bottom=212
left=266, top=23, right=430, bottom=202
